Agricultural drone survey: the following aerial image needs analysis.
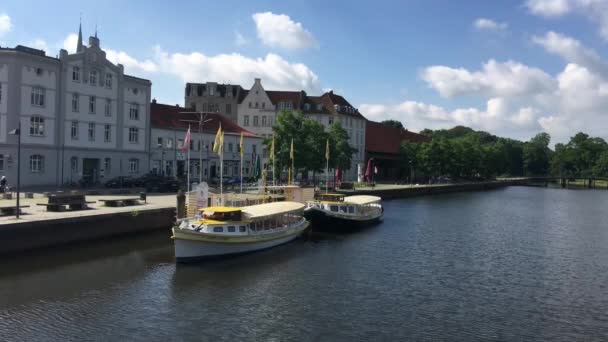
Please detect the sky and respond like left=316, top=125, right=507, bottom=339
left=1, top=0, right=608, bottom=144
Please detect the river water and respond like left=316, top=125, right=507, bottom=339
left=1, top=187, right=608, bottom=341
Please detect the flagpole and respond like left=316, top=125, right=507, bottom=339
left=326, top=158, right=329, bottom=194
left=187, top=124, right=190, bottom=196
left=220, top=135, right=223, bottom=204
left=240, top=152, right=243, bottom=194
left=272, top=137, right=276, bottom=186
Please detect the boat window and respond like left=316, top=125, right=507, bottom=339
left=239, top=226, right=246, bottom=232
left=340, top=206, right=347, bottom=213
left=330, top=205, right=338, bottom=212
left=213, top=226, right=223, bottom=233
left=348, top=206, right=355, bottom=214
left=228, top=226, right=236, bottom=232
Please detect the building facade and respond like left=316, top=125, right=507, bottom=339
left=150, top=101, right=262, bottom=183
left=184, top=82, right=244, bottom=123
left=0, top=26, right=151, bottom=188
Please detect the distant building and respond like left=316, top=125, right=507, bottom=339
left=184, top=82, right=244, bottom=123
left=365, top=121, right=430, bottom=181
left=0, top=23, right=151, bottom=187
left=150, top=101, right=261, bottom=182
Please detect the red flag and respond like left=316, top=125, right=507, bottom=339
left=182, top=126, right=191, bottom=153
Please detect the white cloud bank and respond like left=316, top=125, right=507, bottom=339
left=526, top=0, right=608, bottom=40
left=473, top=18, right=508, bottom=31
left=252, top=12, right=318, bottom=49
left=0, top=13, right=12, bottom=37
left=361, top=31, right=608, bottom=143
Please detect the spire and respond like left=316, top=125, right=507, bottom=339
left=77, top=15, right=84, bottom=53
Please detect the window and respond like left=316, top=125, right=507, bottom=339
left=89, top=96, right=96, bottom=114
left=0, top=83, right=2, bottom=103
left=253, top=116, right=259, bottom=127
left=70, top=157, right=78, bottom=173
left=262, top=116, right=267, bottom=126
left=177, top=139, right=184, bottom=149
left=209, top=87, right=214, bottom=96
left=252, top=144, right=257, bottom=154
left=72, top=66, right=80, bottom=81
left=213, top=226, right=223, bottom=233
left=226, top=104, right=232, bottom=114
left=348, top=206, right=355, bottom=214
left=244, top=115, right=249, bottom=126
left=269, top=116, right=273, bottom=126
left=239, top=226, right=246, bottom=232
left=36, top=67, right=43, bottom=76
left=228, top=143, right=233, bottom=152
left=105, top=73, right=112, bottom=88
left=166, top=138, right=173, bottom=148
left=30, top=116, right=44, bottom=136
left=304, top=103, right=310, bottom=111
left=0, top=154, right=4, bottom=172
left=104, top=158, right=111, bottom=174
left=262, top=102, right=265, bottom=109
left=88, top=122, right=95, bottom=141
left=129, top=103, right=139, bottom=120
left=202, top=103, right=207, bottom=112
left=249, top=102, right=252, bottom=108
left=129, top=127, right=139, bottom=143
left=31, top=87, right=45, bottom=106
left=329, top=117, right=334, bottom=125
left=72, top=93, right=79, bottom=112
left=104, top=124, right=111, bottom=142
left=228, top=226, right=236, bottom=232
left=129, top=158, right=139, bottom=173
left=71, top=121, right=78, bottom=140
left=157, top=137, right=163, bottom=148
left=105, top=99, right=111, bottom=116
left=330, top=205, right=339, bottom=212
left=30, top=155, right=44, bottom=173
left=255, top=102, right=258, bottom=108
left=89, top=70, right=97, bottom=85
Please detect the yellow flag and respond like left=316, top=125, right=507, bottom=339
left=218, top=130, right=224, bottom=155
left=290, top=138, right=294, bottom=160
left=325, top=138, right=330, bottom=161
left=239, top=132, right=244, bottom=158
left=213, top=124, right=222, bottom=153
left=270, top=136, right=275, bottom=161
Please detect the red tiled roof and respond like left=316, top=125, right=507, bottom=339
left=266, top=90, right=306, bottom=107
left=365, top=121, right=431, bottom=155
left=319, top=91, right=367, bottom=119
left=150, top=102, right=257, bottom=137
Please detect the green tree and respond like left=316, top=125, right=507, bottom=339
left=593, top=151, right=608, bottom=177
left=523, top=133, right=551, bottom=176
left=328, top=122, right=357, bottom=171
left=302, top=118, right=329, bottom=180
left=381, top=119, right=404, bottom=130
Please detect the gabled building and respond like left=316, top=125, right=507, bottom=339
left=0, top=24, right=151, bottom=187
left=150, top=101, right=262, bottom=182
left=184, top=82, right=244, bottom=123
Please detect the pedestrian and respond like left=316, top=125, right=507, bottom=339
left=0, top=176, right=6, bottom=193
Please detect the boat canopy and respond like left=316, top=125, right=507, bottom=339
left=343, top=195, right=382, bottom=205
left=200, top=206, right=242, bottom=213
left=200, top=206, right=243, bottom=222
left=242, top=201, right=305, bottom=219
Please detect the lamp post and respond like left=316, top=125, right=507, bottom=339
left=8, top=123, right=21, bottom=219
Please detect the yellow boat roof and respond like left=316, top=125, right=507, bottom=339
left=199, top=206, right=242, bottom=213
left=343, top=195, right=382, bottom=205
left=242, top=201, right=305, bottom=218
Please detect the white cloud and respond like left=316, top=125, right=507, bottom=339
left=30, top=39, right=49, bottom=52
left=473, top=18, right=508, bottom=31
left=235, top=31, right=248, bottom=46
left=421, top=59, right=555, bottom=98
left=532, top=31, right=608, bottom=77
left=252, top=12, right=318, bottom=50
left=106, top=49, right=158, bottom=73
left=0, top=13, right=11, bottom=37
left=526, top=0, right=608, bottom=40
left=526, top=0, right=571, bottom=17
left=363, top=32, right=608, bottom=144
left=63, top=33, right=78, bottom=53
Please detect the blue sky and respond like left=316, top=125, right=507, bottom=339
left=1, top=0, right=608, bottom=143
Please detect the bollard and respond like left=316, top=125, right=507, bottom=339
left=176, top=190, right=186, bottom=219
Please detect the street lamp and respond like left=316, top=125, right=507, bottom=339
left=8, top=123, right=21, bottom=219
left=179, top=111, right=213, bottom=184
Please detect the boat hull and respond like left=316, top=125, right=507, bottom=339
left=173, top=220, right=309, bottom=262
left=304, top=208, right=382, bottom=232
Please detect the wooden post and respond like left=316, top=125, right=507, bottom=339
left=176, top=190, right=186, bottom=219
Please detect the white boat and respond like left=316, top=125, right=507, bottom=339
left=172, top=202, right=309, bottom=262
left=304, top=194, right=383, bottom=230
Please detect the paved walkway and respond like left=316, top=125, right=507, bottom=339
left=0, top=193, right=177, bottom=226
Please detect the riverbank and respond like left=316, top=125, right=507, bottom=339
left=0, top=194, right=176, bottom=255
left=337, top=179, right=526, bottom=199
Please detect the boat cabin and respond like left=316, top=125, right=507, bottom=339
left=200, top=207, right=242, bottom=222
left=314, top=193, right=345, bottom=202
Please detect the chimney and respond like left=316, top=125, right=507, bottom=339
left=152, top=98, right=157, bottom=104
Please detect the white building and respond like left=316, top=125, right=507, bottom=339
left=0, top=25, right=151, bottom=187
left=150, top=101, right=262, bottom=182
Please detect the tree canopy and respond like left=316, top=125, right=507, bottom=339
left=381, top=119, right=404, bottom=130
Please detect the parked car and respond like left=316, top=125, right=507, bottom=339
left=104, top=176, right=134, bottom=188
left=133, top=173, right=181, bottom=193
